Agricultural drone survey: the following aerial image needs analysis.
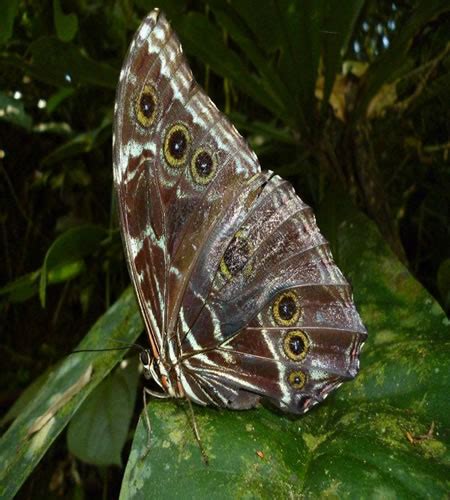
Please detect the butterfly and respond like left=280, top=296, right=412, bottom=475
left=112, top=9, right=367, bottom=416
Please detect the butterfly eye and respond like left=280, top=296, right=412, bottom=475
left=135, top=84, right=158, bottom=127
left=140, top=350, right=151, bottom=367
left=163, top=123, right=190, bottom=167
left=283, top=330, right=309, bottom=361
left=219, top=231, right=251, bottom=279
left=190, top=148, right=217, bottom=185
left=272, top=290, right=301, bottom=326
left=288, top=370, right=306, bottom=390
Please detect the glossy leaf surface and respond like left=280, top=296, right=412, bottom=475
left=0, top=289, right=142, bottom=499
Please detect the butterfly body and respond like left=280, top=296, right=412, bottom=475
left=113, top=9, right=367, bottom=415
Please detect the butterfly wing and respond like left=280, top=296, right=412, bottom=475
left=114, top=10, right=367, bottom=413
left=176, top=175, right=367, bottom=414
left=113, top=10, right=263, bottom=362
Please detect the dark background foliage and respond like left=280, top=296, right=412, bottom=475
left=1, top=0, right=449, bottom=498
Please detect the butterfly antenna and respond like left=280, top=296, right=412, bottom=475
left=111, top=339, right=145, bottom=350
left=70, top=341, right=144, bottom=355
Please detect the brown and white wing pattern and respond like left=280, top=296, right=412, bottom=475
left=113, top=10, right=261, bottom=362
left=113, top=9, right=367, bottom=414
left=176, top=175, right=367, bottom=414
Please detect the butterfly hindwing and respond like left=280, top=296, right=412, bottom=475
left=177, top=177, right=366, bottom=413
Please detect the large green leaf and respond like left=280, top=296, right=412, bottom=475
left=0, top=288, right=143, bottom=499
left=2, top=203, right=448, bottom=498
left=120, top=202, right=449, bottom=498
left=67, top=358, right=140, bottom=466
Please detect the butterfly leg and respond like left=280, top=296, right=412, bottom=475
left=140, top=387, right=153, bottom=460
left=140, top=386, right=171, bottom=460
left=185, top=398, right=209, bottom=466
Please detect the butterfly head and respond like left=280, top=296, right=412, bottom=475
left=139, top=349, right=179, bottom=398
left=139, top=349, right=154, bottom=380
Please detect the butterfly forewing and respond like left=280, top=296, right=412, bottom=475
left=113, top=9, right=367, bottom=414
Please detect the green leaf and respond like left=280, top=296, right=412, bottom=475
left=46, top=87, right=75, bottom=114
left=53, top=0, right=78, bottom=42
left=0, top=369, right=52, bottom=427
left=207, top=3, right=291, bottom=122
left=39, top=225, right=107, bottom=307
left=175, top=12, right=284, bottom=120
left=280, top=0, right=322, bottom=127
left=0, top=270, right=41, bottom=303
left=0, top=92, right=32, bottom=130
left=219, top=0, right=282, bottom=53
left=229, top=112, right=294, bottom=145
left=41, top=117, right=111, bottom=166
left=27, top=37, right=118, bottom=88
left=0, top=261, right=84, bottom=304
left=120, top=200, right=449, bottom=497
left=121, top=400, right=449, bottom=499
left=317, top=194, right=449, bottom=424
left=0, top=0, right=19, bottom=45
left=0, top=287, right=143, bottom=499
left=67, top=358, right=140, bottom=466
left=48, top=259, right=85, bottom=284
